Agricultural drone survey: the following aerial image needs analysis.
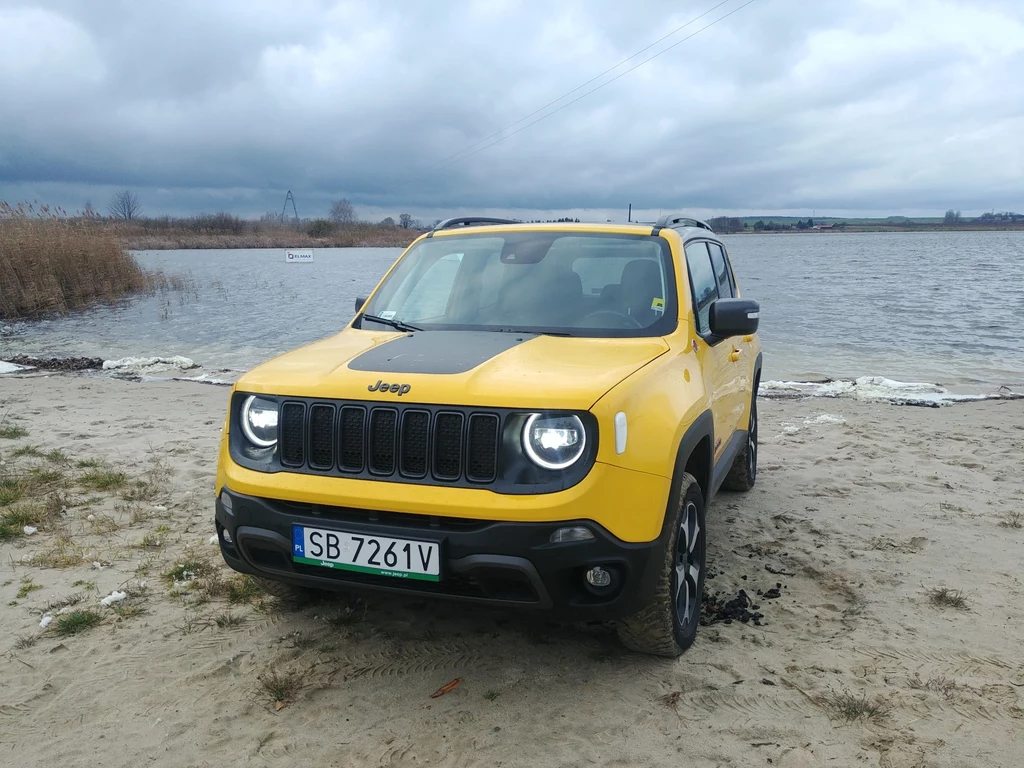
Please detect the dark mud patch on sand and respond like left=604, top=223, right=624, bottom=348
left=2, top=355, right=105, bottom=371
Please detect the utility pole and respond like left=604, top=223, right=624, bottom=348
left=281, top=190, right=299, bottom=230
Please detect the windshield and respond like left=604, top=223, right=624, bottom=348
left=358, top=231, right=677, bottom=337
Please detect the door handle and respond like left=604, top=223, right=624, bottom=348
left=729, top=347, right=742, bottom=363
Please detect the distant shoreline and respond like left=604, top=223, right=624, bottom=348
left=118, top=223, right=1024, bottom=250
left=726, top=224, right=1024, bottom=235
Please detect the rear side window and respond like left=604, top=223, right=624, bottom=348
left=707, top=243, right=734, bottom=298
left=684, top=242, right=718, bottom=334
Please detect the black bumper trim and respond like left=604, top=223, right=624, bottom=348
left=215, top=488, right=666, bottom=621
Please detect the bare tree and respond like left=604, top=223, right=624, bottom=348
left=108, top=190, right=142, bottom=220
left=329, top=198, right=357, bottom=224
left=399, top=213, right=413, bottom=229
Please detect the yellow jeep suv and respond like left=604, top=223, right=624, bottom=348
left=214, top=214, right=761, bottom=656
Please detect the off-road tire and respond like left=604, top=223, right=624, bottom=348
left=722, top=391, right=757, bottom=492
left=252, top=576, right=318, bottom=604
left=615, top=471, right=707, bottom=657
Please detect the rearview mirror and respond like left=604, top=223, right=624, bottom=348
left=709, top=298, right=759, bottom=337
left=354, top=296, right=367, bottom=313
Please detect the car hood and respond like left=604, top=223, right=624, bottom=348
left=235, top=329, right=670, bottom=410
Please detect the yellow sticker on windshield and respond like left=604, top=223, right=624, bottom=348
left=651, top=297, right=665, bottom=311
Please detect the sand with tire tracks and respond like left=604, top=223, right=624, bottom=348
left=1, top=373, right=1022, bottom=767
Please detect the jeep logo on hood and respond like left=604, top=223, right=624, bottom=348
left=368, top=380, right=411, bottom=396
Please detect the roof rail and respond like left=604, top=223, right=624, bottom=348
left=653, top=213, right=714, bottom=233
left=429, top=216, right=519, bottom=235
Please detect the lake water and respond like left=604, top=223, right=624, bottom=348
left=2, top=231, right=1023, bottom=393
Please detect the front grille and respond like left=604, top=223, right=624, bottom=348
left=278, top=400, right=501, bottom=485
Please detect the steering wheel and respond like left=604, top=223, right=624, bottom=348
left=579, top=310, right=643, bottom=329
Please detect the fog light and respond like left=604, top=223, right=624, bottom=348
left=550, top=526, right=594, bottom=544
left=219, top=490, right=233, bottom=514
left=585, top=566, right=612, bottom=588
left=221, top=528, right=233, bottom=544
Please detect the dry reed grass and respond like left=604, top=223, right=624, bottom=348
left=114, top=220, right=420, bottom=250
left=0, top=202, right=150, bottom=319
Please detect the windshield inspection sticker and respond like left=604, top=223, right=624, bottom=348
left=377, top=310, right=397, bottom=320
left=651, top=297, right=665, bottom=313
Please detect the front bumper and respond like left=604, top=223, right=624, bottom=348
left=215, top=488, right=668, bottom=621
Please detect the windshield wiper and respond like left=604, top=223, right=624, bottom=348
left=360, top=314, right=423, bottom=333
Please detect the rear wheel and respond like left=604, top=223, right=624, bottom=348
left=615, top=472, right=707, bottom=657
left=722, top=392, right=757, bottom=492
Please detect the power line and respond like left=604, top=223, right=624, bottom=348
left=419, top=0, right=735, bottom=173
left=426, top=0, right=760, bottom=175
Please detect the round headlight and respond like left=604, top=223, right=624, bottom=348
left=241, top=395, right=279, bottom=448
left=522, top=413, right=587, bottom=470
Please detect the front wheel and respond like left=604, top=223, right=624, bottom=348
left=615, top=472, right=707, bottom=657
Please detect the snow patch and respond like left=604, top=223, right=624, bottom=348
left=760, top=376, right=1022, bottom=406
left=805, top=414, right=846, bottom=425
left=102, top=355, right=198, bottom=373
left=0, top=360, right=31, bottom=374
left=101, top=590, right=127, bottom=606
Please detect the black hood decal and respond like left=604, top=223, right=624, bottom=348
left=347, top=331, right=538, bottom=375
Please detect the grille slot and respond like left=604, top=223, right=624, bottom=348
left=338, top=406, right=366, bottom=471
left=308, top=404, right=335, bottom=469
left=280, top=402, right=306, bottom=466
left=433, top=412, right=464, bottom=480
left=400, top=410, right=430, bottom=477
left=368, top=408, right=398, bottom=475
left=467, top=414, right=499, bottom=482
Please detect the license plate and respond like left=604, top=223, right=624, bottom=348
left=291, top=525, right=440, bottom=582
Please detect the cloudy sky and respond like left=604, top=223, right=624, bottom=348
left=1, top=0, right=1022, bottom=222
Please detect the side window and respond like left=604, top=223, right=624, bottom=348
left=684, top=242, right=718, bottom=334
left=399, top=252, right=463, bottom=320
left=707, top=243, right=734, bottom=298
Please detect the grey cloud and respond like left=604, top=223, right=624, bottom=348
left=1, top=0, right=1022, bottom=220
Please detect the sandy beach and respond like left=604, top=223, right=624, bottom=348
left=1, top=373, right=1022, bottom=767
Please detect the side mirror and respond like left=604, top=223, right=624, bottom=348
left=354, top=296, right=367, bottom=313
left=709, top=298, right=759, bottom=337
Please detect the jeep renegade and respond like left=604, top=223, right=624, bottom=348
left=214, top=214, right=761, bottom=657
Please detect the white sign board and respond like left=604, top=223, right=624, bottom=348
left=285, top=249, right=314, bottom=263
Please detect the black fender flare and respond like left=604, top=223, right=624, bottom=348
left=632, top=409, right=715, bottom=604
left=658, top=410, right=714, bottom=544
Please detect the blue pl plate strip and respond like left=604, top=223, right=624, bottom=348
left=292, top=525, right=304, bottom=558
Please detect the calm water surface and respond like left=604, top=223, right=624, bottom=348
left=2, top=231, right=1022, bottom=388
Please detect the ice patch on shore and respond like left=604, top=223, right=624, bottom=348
left=102, top=356, right=198, bottom=373
left=0, top=361, right=31, bottom=374
left=101, top=590, right=127, bottom=607
left=805, top=413, right=847, bottom=425
left=136, top=371, right=237, bottom=386
left=760, top=376, right=1023, bottom=407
